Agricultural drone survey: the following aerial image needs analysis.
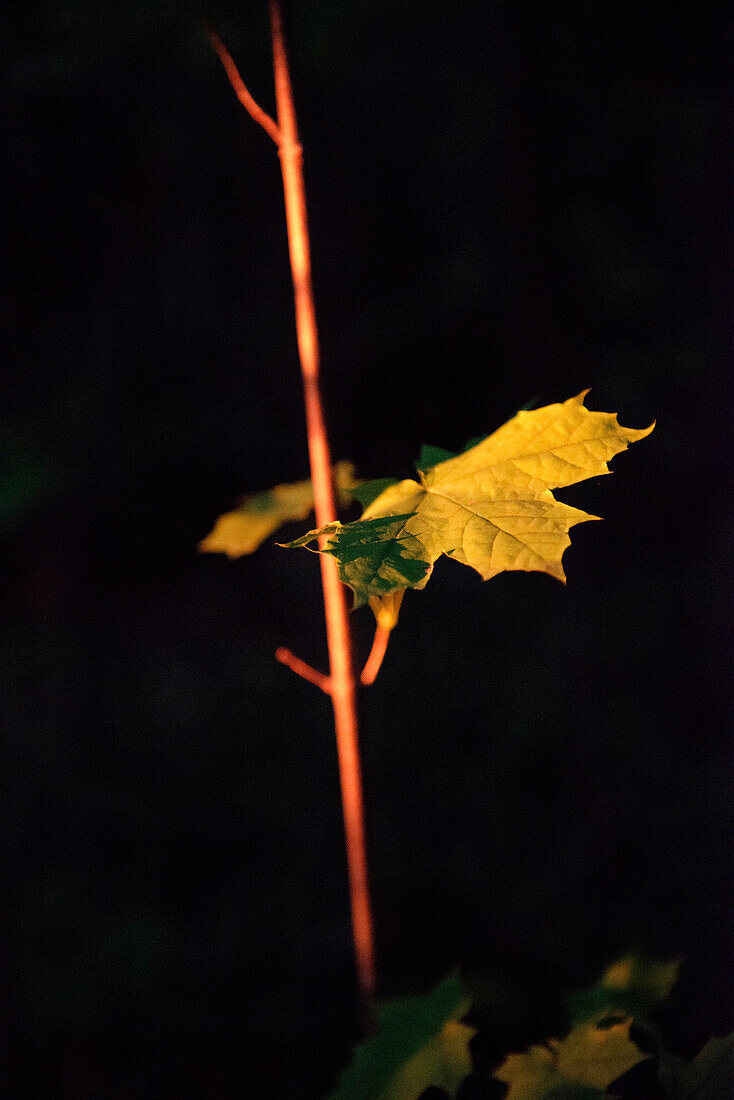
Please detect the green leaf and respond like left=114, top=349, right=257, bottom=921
left=461, top=435, right=487, bottom=453
left=281, top=513, right=432, bottom=609
left=351, top=477, right=401, bottom=510
left=417, top=443, right=458, bottom=470
left=199, top=461, right=358, bottom=558
left=569, top=954, right=681, bottom=1024
left=285, top=392, right=654, bottom=607
left=328, top=974, right=474, bottom=1100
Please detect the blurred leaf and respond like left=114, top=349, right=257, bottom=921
left=495, top=1043, right=604, bottom=1100
left=351, top=477, right=401, bottom=510
left=495, top=1015, right=645, bottom=1100
left=554, top=1016, right=645, bottom=1089
left=328, top=974, right=474, bottom=1100
left=199, top=460, right=357, bottom=558
left=569, top=954, right=682, bottom=1025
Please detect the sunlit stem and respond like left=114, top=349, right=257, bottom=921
left=203, top=3, right=377, bottom=1023
left=275, top=647, right=331, bottom=693
left=268, top=0, right=376, bottom=1019
left=361, top=626, right=392, bottom=686
left=362, top=590, right=404, bottom=684
left=203, top=22, right=282, bottom=146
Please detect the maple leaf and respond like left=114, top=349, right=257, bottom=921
left=554, top=1016, right=647, bottom=1088
left=495, top=1014, right=646, bottom=1100
left=569, top=953, right=682, bottom=1024
left=282, top=392, right=654, bottom=608
left=198, top=460, right=357, bottom=558
left=328, top=974, right=475, bottom=1100
left=494, top=1043, right=601, bottom=1100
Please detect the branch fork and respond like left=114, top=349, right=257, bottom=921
left=275, top=647, right=331, bottom=693
left=202, top=22, right=282, bottom=146
left=275, top=619, right=394, bottom=693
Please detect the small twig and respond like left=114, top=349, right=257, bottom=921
left=360, top=625, right=392, bottom=686
left=203, top=22, right=283, bottom=147
left=275, top=647, right=332, bottom=693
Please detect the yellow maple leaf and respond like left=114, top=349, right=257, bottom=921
left=494, top=1045, right=563, bottom=1100
left=496, top=1015, right=646, bottom=1100
left=284, top=392, right=654, bottom=607
left=554, top=1016, right=646, bottom=1089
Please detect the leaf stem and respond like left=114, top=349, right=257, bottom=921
left=360, top=624, right=392, bottom=686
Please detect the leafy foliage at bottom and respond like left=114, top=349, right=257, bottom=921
left=328, top=957, right=732, bottom=1100
left=495, top=1016, right=645, bottom=1100
left=328, top=974, right=474, bottom=1100
left=493, top=956, right=731, bottom=1100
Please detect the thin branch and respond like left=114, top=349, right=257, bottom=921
left=202, top=4, right=377, bottom=1025
left=275, top=647, right=331, bottom=693
left=268, top=0, right=377, bottom=1021
left=360, top=624, right=392, bottom=686
left=203, top=22, right=282, bottom=146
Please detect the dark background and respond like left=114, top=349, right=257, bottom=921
left=4, top=1, right=730, bottom=1096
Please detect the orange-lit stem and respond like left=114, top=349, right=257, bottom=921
left=360, top=625, right=392, bottom=686
left=203, top=23, right=282, bottom=146
left=268, top=0, right=376, bottom=1019
left=204, top=6, right=377, bottom=1020
left=275, top=647, right=331, bottom=693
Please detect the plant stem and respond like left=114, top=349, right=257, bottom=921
left=267, top=0, right=376, bottom=1016
left=204, top=22, right=282, bottom=145
left=204, top=5, right=377, bottom=1022
left=275, top=646, right=331, bottom=693
left=360, top=625, right=392, bottom=686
